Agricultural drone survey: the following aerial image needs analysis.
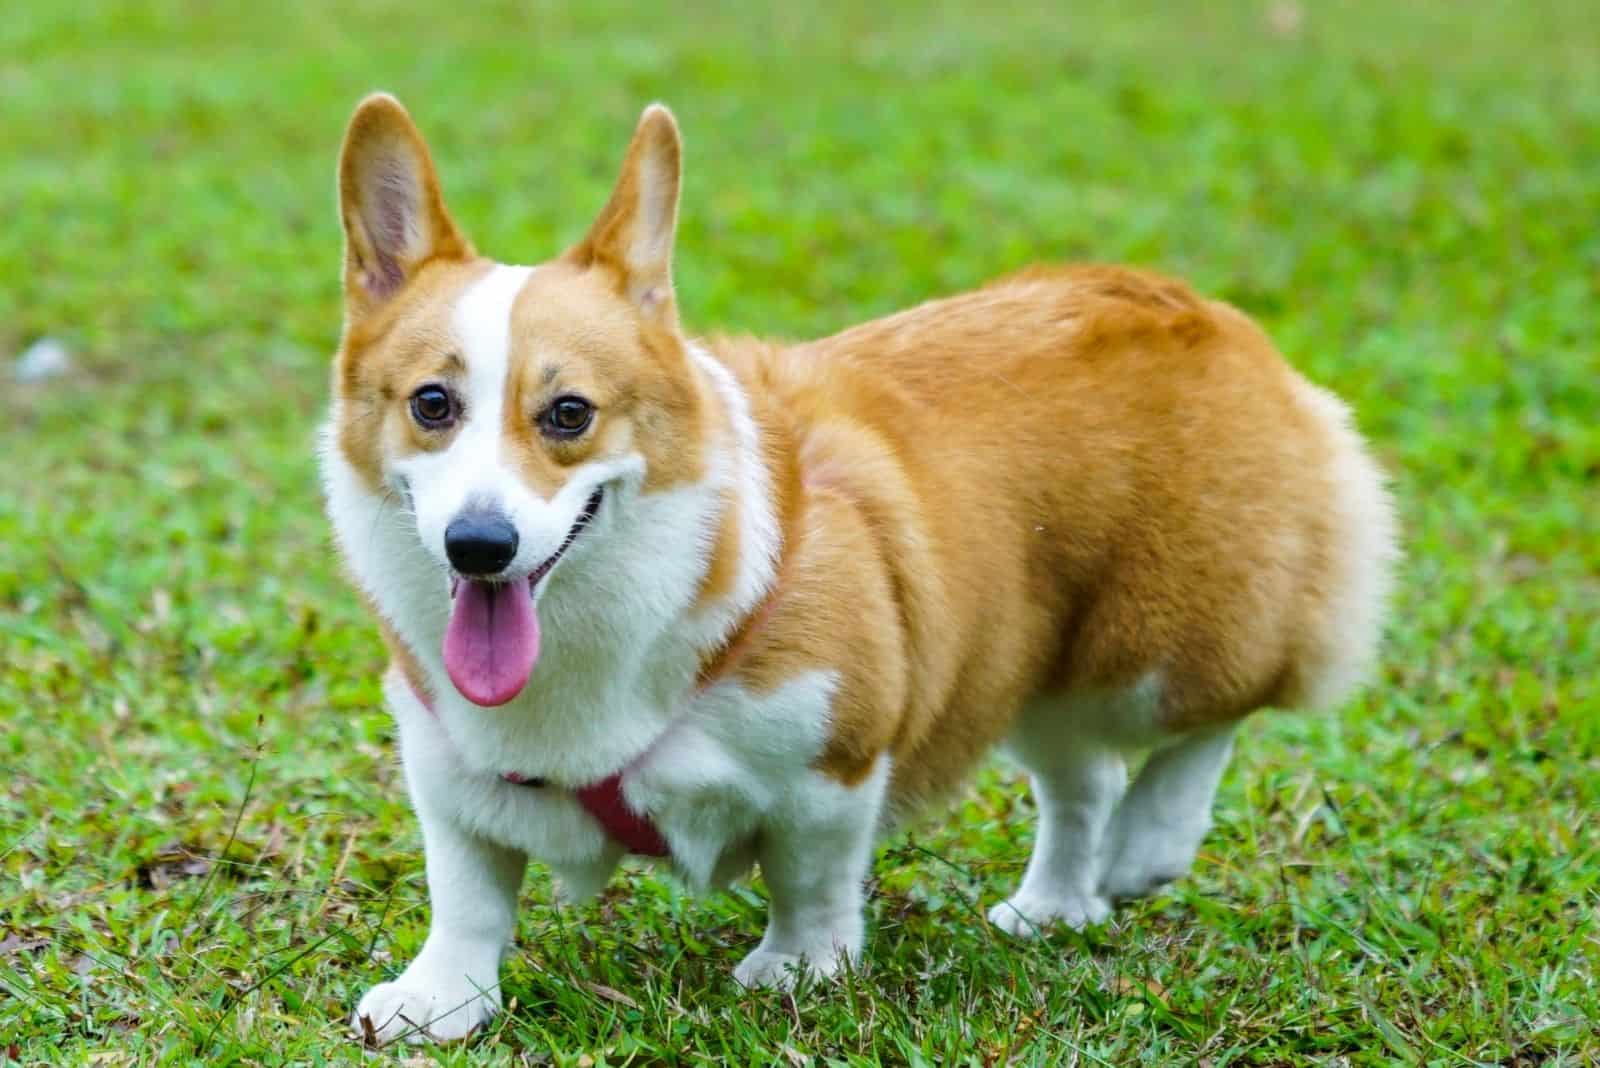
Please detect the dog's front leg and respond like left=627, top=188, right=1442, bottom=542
left=353, top=806, right=525, bottom=1045
left=733, top=761, right=890, bottom=989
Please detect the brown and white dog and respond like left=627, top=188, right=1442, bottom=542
left=323, top=94, right=1397, bottom=1044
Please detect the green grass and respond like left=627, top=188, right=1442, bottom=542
left=3, top=0, right=1597, bottom=1063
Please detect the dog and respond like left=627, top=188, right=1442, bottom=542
left=322, top=93, right=1397, bottom=1044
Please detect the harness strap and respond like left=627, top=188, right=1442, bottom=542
left=572, top=773, right=671, bottom=857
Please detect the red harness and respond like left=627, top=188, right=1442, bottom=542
left=408, top=684, right=671, bottom=858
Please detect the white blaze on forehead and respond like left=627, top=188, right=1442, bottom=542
left=452, top=263, right=536, bottom=457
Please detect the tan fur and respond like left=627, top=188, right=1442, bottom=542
left=380, top=617, right=432, bottom=705
left=335, top=258, right=491, bottom=489
left=505, top=263, right=713, bottom=496
left=690, top=489, right=743, bottom=613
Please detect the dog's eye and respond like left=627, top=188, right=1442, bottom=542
left=410, top=385, right=456, bottom=429
left=542, top=395, right=594, bottom=438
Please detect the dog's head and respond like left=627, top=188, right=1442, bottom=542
left=331, top=94, right=714, bottom=707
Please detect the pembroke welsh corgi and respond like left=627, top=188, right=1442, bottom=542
left=322, top=94, right=1397, bottom=1044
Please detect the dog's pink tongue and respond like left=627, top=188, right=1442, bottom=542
left=443, top=580, right=540, bottom=707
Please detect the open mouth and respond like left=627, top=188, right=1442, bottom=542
left=527, top=486, right=604, bottom=588
left=442, top=487, right=605, bottom=707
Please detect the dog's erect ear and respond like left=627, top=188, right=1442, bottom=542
left=337, top=93, right=472, bottom=321
left=567, top=104, right=682, bottom=323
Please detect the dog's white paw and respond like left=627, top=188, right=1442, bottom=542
left=987, top=889, right=1110, bottom=938
left=733, top=949, right=809, bottom=990
left=1098, top=855, right=1186, bottom=903
left=733, top=944, right=848, bottom=990
left=352, top=973, right=498, bottom=1046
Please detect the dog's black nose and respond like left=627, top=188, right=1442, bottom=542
left=445, top=513, right=519, bottom=576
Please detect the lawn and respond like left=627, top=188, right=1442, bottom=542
left=2, top=0, right=1597, bottom=1063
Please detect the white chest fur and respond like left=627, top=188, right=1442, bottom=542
left=382, top=657, right=846, bottom=895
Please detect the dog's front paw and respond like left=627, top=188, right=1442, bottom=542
left=352, top=971, right=499, bottom=1046
left=733, top=944, right=848, bottom=990
left=987, top=889, right=1110, bottom=938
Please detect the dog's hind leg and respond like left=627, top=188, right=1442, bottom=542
left=1097, top=724, right=1237, bottom=902
left=988, top=709, right=1127, bottom=937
